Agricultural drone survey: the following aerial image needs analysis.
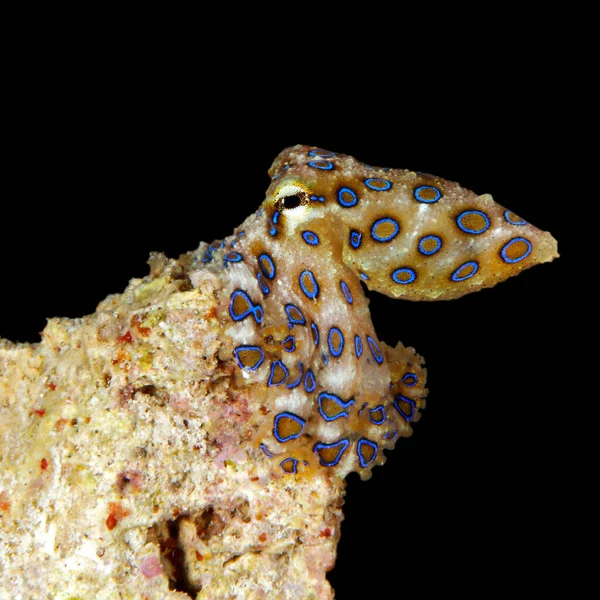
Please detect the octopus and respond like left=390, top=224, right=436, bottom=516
left=199, top=145, right=558, bottom=480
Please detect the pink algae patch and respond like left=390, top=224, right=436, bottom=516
left=141, top=555, right=163, bottom=579
left=169, top=394, right=190, bottom=413
left=116, top=469, right=143, bottom=494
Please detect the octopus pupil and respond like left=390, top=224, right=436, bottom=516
left=282, top=195, right=302, bottom=209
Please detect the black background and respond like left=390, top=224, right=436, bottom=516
left=1, top=62, right=570, bottom=597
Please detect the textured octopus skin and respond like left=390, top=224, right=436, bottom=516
left=198, top=145, right=558, bottom=481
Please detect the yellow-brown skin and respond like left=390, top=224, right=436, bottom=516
left=206, top=145, right=558, bottom=480
left=266, top=146, right=558, bottom=301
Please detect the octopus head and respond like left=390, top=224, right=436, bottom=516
left=263, top=145, right=558, bottom=301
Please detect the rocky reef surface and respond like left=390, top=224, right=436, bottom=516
left=0, top=251, right=342, bottom=599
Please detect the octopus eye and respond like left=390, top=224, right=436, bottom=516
left=276, top=190, right=309, bottom=211
left=282, top=195, right=302, bottom=209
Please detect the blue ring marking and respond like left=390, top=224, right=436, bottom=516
left=282, top=335, right=296, bottom=353
left=260, top=443, right=275, bottom=458
left=451, top=261, right=479, bottom=282
left=310, top=195, right=325, bottom=202
left=360, top=272, right=370, bottom=281
left=267, top=360, right=290, bottom=387
left=456, top=210, right=491, bottom=235
left=354, top=335, right=363, bottom=358
left=259, top=253, right=276, bottom=279
left=357, top=438, right=379, bottom=468
left=233, top=345, right=265, bottom=371
left=418, top=235, right=443, bottom=256
left=402, top=373, right=418, bottom=387
left=269, top=212, right=280, bottom=237
left=393, top=395, right=416, bottom=422
left=366, top=336, right=384, bottom=364
left=383, top=423, right=399, bottom=441
left=287, top=362, right=304, bottom=389
left=311, top=322, right=320, bottom=346
left=328, top=327, right=345, bottom=357
left=309, top=149, right=336, bottom=158
left=392, top=268, right=417, bottom=285
left=252, top=305, right=263, bottom=324
left=304, top=369, right=316, bottom=393
left=358, top=402, right=368, bottom=416
left=273, top=412, right=306, bottom=443
left=302, top=230, right=320, bottom=246
left=280, top=457, right=298, bottom=474
left=337, top=187, right=358, bottom=208
left=272, top=165, right=290, bottom=180
left=414, top=185, right=442, bottom=203
left=309, top=160, right=334, bottom=170
left=285, top=304, right=306, bottom=326
left=369, top=406, right=386, bottom=425
left=322, top=353, right=329, bottom=365
left=350, top=230, right=362, bottom=249
left=202, top=249, right=213, bottom=263
left=313, top=438, right=350, bottom=467
left=224, top=252, right=243, bottom=265
left=371, top=218, right=400, bottom=243
left=504, top=210, right=527, bottom=226
left=365, top=178, right=392, bottom=191
left=340, top=281, right=353, bottom=304
left=229, top=290, right=255, bottom=322
left=257, top=272, right=270, bottom=295
left=299, top=270, right=320, bottom=300
left=501, top=237, right=533, bottom=264
left=318, top=392, right=354, bottom=422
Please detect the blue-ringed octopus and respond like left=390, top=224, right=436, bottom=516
left=198, top=145, right=558, bottom=480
